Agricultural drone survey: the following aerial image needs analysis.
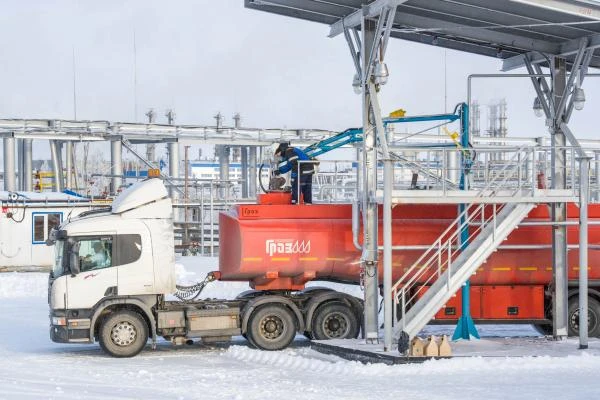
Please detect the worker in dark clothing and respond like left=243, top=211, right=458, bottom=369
left=274, top=142, right=316, bottom=204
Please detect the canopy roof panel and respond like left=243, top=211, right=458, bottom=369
left=245, top=0, right=600, bottom=69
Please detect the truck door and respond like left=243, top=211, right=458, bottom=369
left=66, top=235, right=118, bottom=310
left=115, top=232, right=154, bottom=295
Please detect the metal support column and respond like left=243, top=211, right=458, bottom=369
left=219, top=145, right=230, bottom=200
left=361, top=16, right=379, bottom=343
left=595, top=152, right=600, bottom=202
left=552, top=57, right=569, bottom=339
left=234, top=113, right=248, bottom=198
left=65, top=141, right=73, bottom=190
left=17, top=139, right=23, bottom=190
left=453, top=103, right=480, bottom=341
left=241, top=146, right=249, bottom=198
left=578, top=156, right=591, bottom=349
left=383, top=158, right=393, bottom=350
left=3, top=137, right=16, bottom=191
left=110, top=139, right=123, bottom=195
left=168, top=142, right=180, bottom=202
left=49, top=140, right=64, bottom=192
left=248, top=147, right=257, bottom=198
left=248, top=146, right=258, bottom=198
left=23, top=138, right=32, bottom=191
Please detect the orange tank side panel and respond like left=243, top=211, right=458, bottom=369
left=418, top=285, right=545, bottom=320
left=219, top=215, right=343, bottom=285
left=416, top=285, right=482, bottom=319
left=219, top=202, right=600, bottom=290
left=480, top=286, right=545, bottom=319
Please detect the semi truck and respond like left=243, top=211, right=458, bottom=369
left=47, top=179, right=363, bottom=357
left=48, top=178, right=600, bottom=357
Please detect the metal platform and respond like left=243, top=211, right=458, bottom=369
left=311, top=336, right=600, bottom=365
left=311, top=340, right=449, bottom=365
left=379, top=188, right=578, bottom=204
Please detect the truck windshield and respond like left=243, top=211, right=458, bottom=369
left=52, top=240, right=66, bottom=278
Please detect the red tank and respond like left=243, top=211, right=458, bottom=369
left=218, top=202, right=600, bottom=291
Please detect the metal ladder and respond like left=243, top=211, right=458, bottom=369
left=392, top=147, right=538, bottom=341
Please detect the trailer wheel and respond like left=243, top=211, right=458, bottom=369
left=568, top=297, right=600, bottom=337
left=247, top=304, right=296, bottom=351
left=312, top=302, right=359, bottom=340
left=99, top=310, right=148, bottom=357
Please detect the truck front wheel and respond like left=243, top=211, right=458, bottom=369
left=312, top=302, right=359, bottom=340
left=247, top=304, right=296, bottom=351
left=99, top=310, right=148, bottom=357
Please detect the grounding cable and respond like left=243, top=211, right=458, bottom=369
left=174, top=272, right=217, bottom=302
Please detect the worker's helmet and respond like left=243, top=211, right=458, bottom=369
left=274, top=142, right=289, bottom=157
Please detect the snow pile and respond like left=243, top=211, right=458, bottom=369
left=0, top=272, right=47, bottom=299
left=225, top=344, right=600, bottom=376
left=1, top=256, right=600, bottom=399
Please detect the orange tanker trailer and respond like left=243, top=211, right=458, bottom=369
left=219, top=198, right=600, bottom=336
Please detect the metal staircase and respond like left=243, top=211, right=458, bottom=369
left=392, top=147, right=540, bottom=341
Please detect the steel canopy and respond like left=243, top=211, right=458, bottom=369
left=245, top=0, right=600, bottom=69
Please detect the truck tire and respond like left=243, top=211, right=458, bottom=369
left=568, top=297, right=600, bottom=337
left=311, top=302, right=359, bottom=340
left=99, top=310, right=148, bottom=357
left=247, top=304, right=296, bottom=351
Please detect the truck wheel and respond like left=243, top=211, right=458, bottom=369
left=247, top=305, right=296, bottom=351
left=99, top=310, right=148, bottom=357
left=312, top=302, right=359, bottom=340
left=568, top=297, right=600, bottom=337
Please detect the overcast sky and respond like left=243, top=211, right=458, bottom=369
left=0, top=0, right=598, bottom=162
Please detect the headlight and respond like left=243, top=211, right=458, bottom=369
left=52, top=317, right=67, bottom=326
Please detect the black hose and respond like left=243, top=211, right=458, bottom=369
left=258, top=163, right=270, bottom=194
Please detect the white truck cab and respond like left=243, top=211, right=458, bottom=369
left=48, top=179, right=176, bottom=354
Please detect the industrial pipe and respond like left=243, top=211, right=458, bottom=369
left=3, top=137, right=16, bottom=191
left=65, top=141, right=73, bottom=190
left=23, top=139, right=32, bottom=191
left=168, top=142, right=180, bottom=220
left=17, top=139, right=23, bottom=190
left=49, top=140, right=64, bottom=192
left=110, top=140, right=123, bottom=195
left=248, top=147, right=257, bottom=198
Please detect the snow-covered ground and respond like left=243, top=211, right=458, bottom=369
left=1, top=256, right=600, bottom=399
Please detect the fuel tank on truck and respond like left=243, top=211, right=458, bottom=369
left=218, top=203, right=600, bottom=291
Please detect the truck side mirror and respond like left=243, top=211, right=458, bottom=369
left=70, top=242, right=80, bottom=276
